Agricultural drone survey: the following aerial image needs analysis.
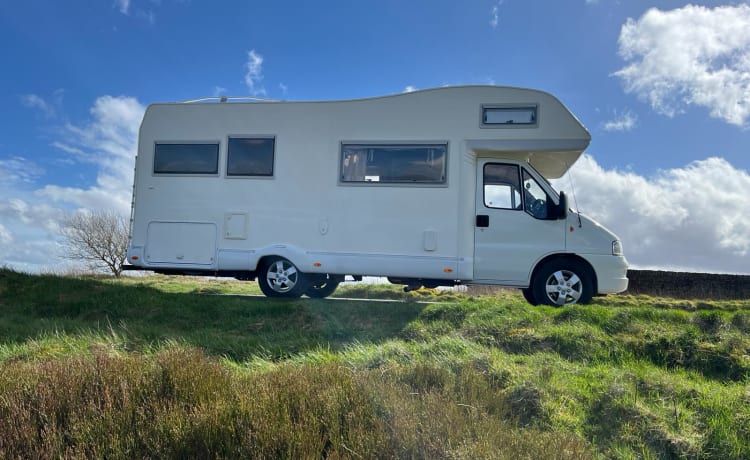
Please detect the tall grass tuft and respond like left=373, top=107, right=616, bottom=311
left=0, top=346, right=594, bottom=459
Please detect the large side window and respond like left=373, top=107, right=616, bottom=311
left=227, top=137, right=275, bottom=177
left=341, top=144, right=446, bottom=184
left=154, top=143, right=219, bottom=174
left=483, top=163, right=521, bottom=210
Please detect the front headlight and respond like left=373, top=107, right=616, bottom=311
left=612, top=240, right=623, bottom=256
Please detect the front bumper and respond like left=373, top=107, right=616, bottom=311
left=584, top=254, right=629, bottom=294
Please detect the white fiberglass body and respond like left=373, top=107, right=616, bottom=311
left=126, top=86, right=628, bottom=304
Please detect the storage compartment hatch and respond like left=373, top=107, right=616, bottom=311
left=145, top=222, right=217, bottom=265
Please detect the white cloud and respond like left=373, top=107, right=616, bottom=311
left=21, top=94, right=55, bottom=118
left=244, top=49, right=266, bottom=96
left=114, top=0, right=130, bottom=14
left=38, top=95, right=145, bottom=215
left=554, top=155, right=750, bottom=274
left=0, top=199, right=62, bottom=233
left=404, top=86, right=417, bottom=93
left=613, top=4, right=750, bottom=126
left=0, top=156, right=45, bottom=185
left=490, top=1, right=503, bottom=29
left=602, top=109, right=637, bottom=132
left=279, top=83, right=288, bottom=96
left=0, top=195, right=67, bottom=271
left=0, top=224, right=12, bottom=245
left=51, top=141, right=86, bottom=158
left=136, top=8, right=156, bottom=25
left=212, top=86, right=227, bottom=96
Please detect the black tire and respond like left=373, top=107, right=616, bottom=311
left=521, top=288, right=538, bottom=306
left=531, top=259, right=594, bottom=307
left=258, top=257, right=308, bottom=298
left=305, top=275, right=342, bottom=299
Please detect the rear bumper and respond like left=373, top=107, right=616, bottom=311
left=585, top=254, right=629, bottom=294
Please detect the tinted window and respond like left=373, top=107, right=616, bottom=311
left=154, top=143, right=219, bottom=174
left=482, top=106, right=537, bottom=126
left=227, top=137, right=274, bottom=176
left=341, top=144, right=446, bottom=184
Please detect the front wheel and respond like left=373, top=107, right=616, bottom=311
left=258, top=257, right=308, bottom=298
left=531, top=260, right=594, bottom=307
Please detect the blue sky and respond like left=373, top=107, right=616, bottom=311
left=1, top=1, right=749, bottom=274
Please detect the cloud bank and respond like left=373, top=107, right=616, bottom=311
left=556, top=156, right=750, bottom=274
left=0, top=95, right=144, bottom=272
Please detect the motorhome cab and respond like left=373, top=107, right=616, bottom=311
left=125, top=86, right=628, bottom=306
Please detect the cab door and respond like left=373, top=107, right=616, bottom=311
left=473, top=159, right=565, bottom=283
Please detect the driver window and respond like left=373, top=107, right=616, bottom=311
left=522, top=169, right=550, bottom=219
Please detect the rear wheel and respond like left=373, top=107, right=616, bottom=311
left=520, top=288, right=538, bottom=306
left=532, top=259, right=594, bottom=307
left=305, top=275, right=342, bottom=298
left=258, top=257, right=308, bottom=298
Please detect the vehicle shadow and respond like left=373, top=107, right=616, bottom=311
left=0, top=270, right=430, bottom=362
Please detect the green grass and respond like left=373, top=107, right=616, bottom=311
left=1, top=268, right=749, bottom=458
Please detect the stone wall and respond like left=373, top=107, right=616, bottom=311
left=625, top=270, right=750, bottom=300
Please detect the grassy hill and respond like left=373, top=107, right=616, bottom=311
left=1, top=268, right=749, bottom=458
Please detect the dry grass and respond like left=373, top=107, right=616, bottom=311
left=0, top=347, right=593, bottom=459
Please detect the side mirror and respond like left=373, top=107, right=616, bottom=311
left=556, top=191, right=569, bottom=220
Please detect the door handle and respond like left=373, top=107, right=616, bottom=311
left=476, top=215, right=489, bottom=228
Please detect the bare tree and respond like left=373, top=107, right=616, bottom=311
left=61, top=210, right=129, bottom=277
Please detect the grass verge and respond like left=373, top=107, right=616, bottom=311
left=1, top=268, right=749, bottom=458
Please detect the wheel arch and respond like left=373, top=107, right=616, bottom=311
left=252, top=245, right=312, bottom=272
left=530, top=253, right=598, bottom=294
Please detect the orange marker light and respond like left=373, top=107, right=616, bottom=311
left=313, top=262, right=322, bottom=267
left=444, top=268, right=453, bottom=273
left=131, top=256, right=139, bottom=260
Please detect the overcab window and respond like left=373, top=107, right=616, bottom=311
left=482, top=105, right=537, bottom=127
left=340, top=144, right=447, bottom=184
left=154, top=143, right=219, bottom=174
left=227, top=137, right=275, bottom=177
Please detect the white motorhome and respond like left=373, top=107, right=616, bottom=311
left=125, top=86, right=628, bottom=305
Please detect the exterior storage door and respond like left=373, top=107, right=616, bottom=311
left=145, top=222, right=217, bottom=266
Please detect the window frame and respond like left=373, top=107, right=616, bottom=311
left=482, top=163, right=523, bottom=211
left=225, top=135, right=276, bottom=178
left=480, top=104, right=539, bottom=129
left=153, top=141, right=220, bottom=176
left=338, top=141, right=449, bottom=187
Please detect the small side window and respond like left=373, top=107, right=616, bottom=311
left=227, top=137, right=275, bottom=177
left=482, top=105, right=537, bottom=127
left=154, top=143, right=219, bottom=174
